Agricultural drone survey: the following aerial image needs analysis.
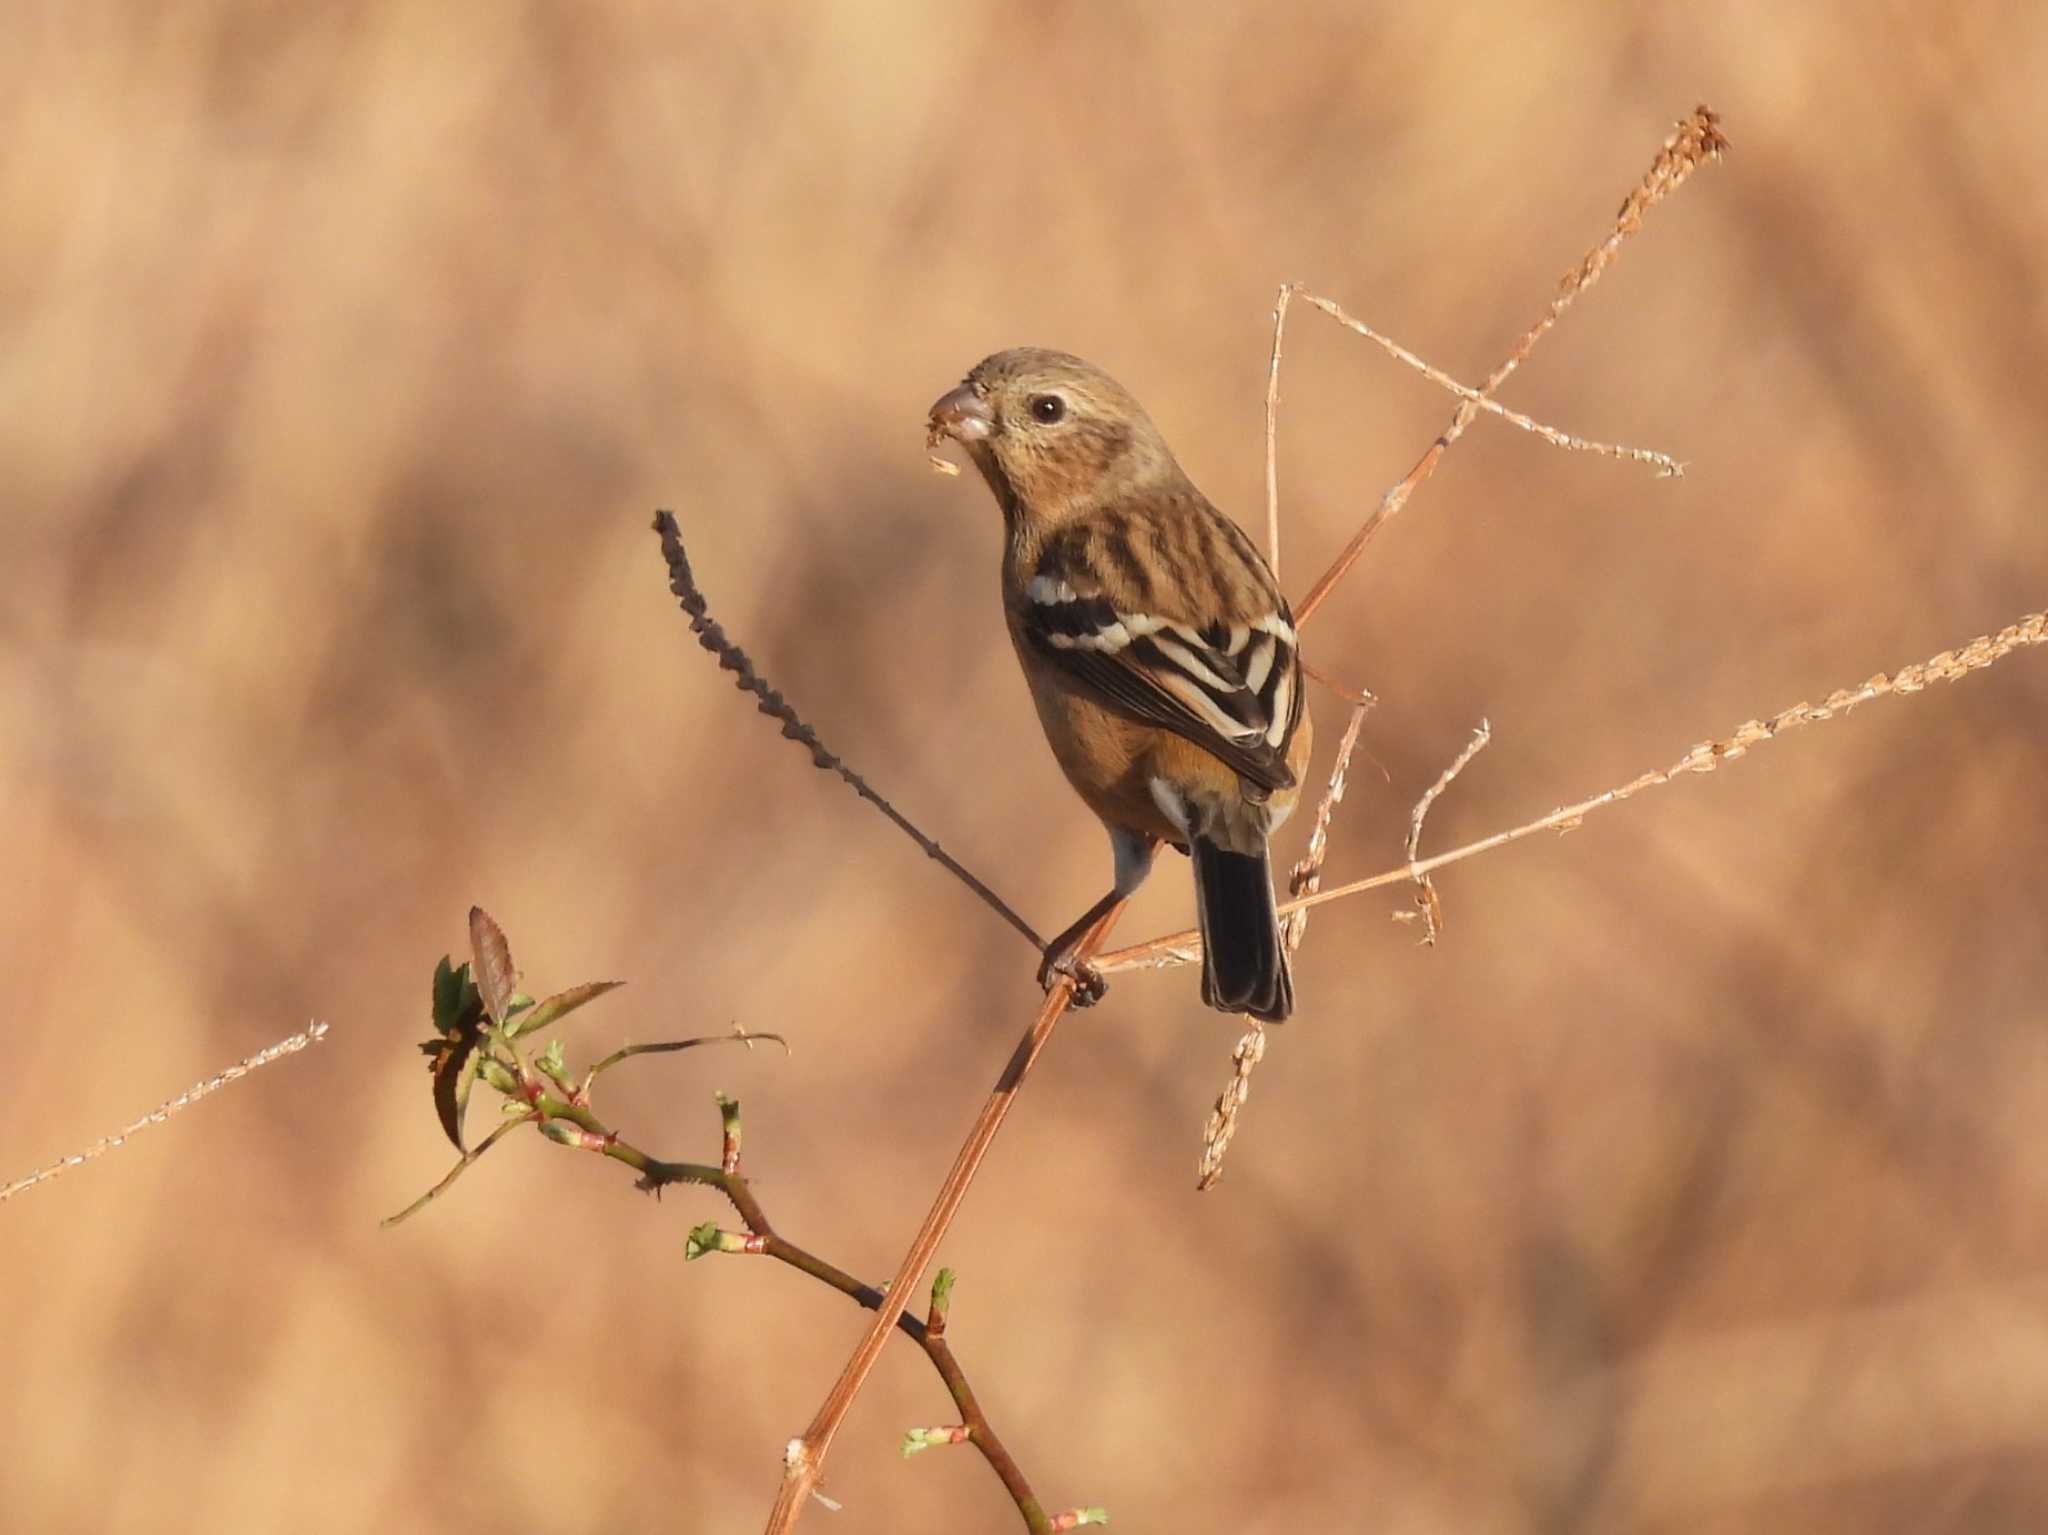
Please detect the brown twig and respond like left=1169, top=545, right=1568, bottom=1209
left=1096, top=607, right=2048, bottom=975
left=652, top=511, right=1047, bottom=954
left=1397, top=719, right=1493, bottom=945
left=1, top=1022, right=331, bottom=1204
left=763, top=907, right=1121, bottom=1533
left=545, top=1098, right=1055, bottom=1532
left=1293, top=105, right=1727, bottom=627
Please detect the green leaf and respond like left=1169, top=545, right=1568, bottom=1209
left=929, top=1268, right=956, bottom=1319
left=468, top=907, right=518, bottom=1025
left=505, top=980, right=624, bottom=1040
left=431, top=956, right=460, bottom=1035
left=684, top=1221, right=723, bottom=1261
left=431, top=958, right=484, bottom=1040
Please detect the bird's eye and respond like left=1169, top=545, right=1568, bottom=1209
left=1028, top=394, right=1066, bottom=424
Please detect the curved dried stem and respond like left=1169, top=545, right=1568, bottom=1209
left=653, top=512, right=1047, bottom=954
left=380, top=1115, right=527, bottom=1229
left=1398, top=719, right=1493, bottom=945
left=586, top=1029, right=789, bottom=1083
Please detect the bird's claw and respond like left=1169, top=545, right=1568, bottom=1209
left=1038, top=949, right=1107, bottom=1008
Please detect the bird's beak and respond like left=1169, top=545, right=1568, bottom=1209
left=927, top=383, right=994, bottom=445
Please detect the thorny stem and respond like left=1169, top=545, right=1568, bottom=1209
left=540, top=1097, right=1056, bottom=1532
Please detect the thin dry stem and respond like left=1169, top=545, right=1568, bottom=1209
left=1397, top=719, right=1493, bottom=945
left=586, top=1028, right=789, bottom=1083
left=1200, top=703, right=1367, bottom=1190
left=1302, top=656, right=1378, bottom=707
left=1264, top=282, right=1294, bottom=572
left=1284, top=702, right=1372, bottom=954
left=1297, top=291, right=1685, bottom=477
left=1294, top=105, right=1727, bottom=627
left=1098, top=607, right=2048, bottom=974
left=380, top=1116, right=526, bottom=1229
left=653, top=512, right=1046, bottom=954
left=2, top=1022, right=331, bottom=1204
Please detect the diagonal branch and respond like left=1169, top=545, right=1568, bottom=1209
left=763, top=907, right=1123, bottom=1533
left=535, top=1098, right=1057, bottom=1532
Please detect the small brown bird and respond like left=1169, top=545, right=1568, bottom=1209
left=929, top=348, right=1313, bottom=1021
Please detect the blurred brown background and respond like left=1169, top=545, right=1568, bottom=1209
left=5, top=4, right=2047, bottom=1531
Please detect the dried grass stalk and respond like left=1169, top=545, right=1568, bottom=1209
left=1, top=1023, right=331, bottom=1203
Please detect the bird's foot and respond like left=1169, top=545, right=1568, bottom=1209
left=1038, top=947, right=1107, bottom=1008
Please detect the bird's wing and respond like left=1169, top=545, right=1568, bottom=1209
left=1021, top=570, right=1300, bottom=794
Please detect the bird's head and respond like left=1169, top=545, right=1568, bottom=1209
left=927, top=349, right=1182, bottom=527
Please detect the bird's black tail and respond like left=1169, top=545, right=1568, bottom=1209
left=1192, top=837, right=1292, bottom=1023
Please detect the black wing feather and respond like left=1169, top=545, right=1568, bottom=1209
left=1022, top=603, right=1297, bottom=793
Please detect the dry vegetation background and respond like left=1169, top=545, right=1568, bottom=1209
left=5, top=4, right=2047, bottom=1532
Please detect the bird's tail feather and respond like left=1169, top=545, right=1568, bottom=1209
left=1192, top=837, right=1292, bottom=1023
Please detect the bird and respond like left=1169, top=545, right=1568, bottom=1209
left=927, top=348, right=1313, bottom=1022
